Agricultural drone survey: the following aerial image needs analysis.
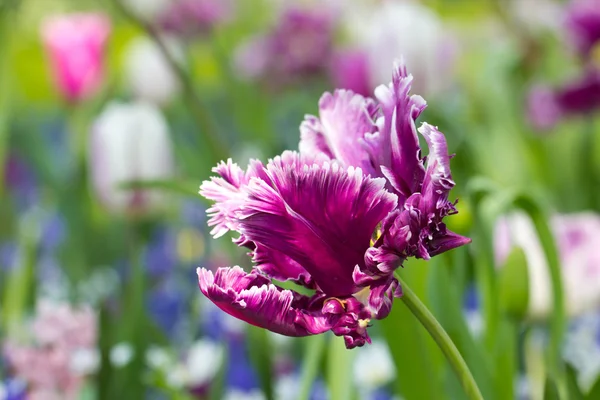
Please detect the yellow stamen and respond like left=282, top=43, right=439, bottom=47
left=324, top=297, right=347, bottom=310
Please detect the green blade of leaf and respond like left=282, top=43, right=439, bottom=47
left=297, top=334, right=326, bottom=400
left=381, top=259, right=445, bottom=400
left=247, top=326, right=274, bottom=400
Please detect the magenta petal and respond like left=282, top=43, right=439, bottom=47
left=418, top=123, right=455, bottom=216
left=197, top=266, right=332, bottom=336
left=200, top=159, right=266, bottom=238
left=367, top=60, right=427, bottom=203
left=252, top=245, right=315, bottom=288
left=367, top=277, right=401, bottom=320
left=238, top=156, right=397, bottom=297
left=427, top=228, right=472, bottom=257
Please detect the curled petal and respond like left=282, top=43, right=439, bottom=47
left=426, top=226, right=472, bottom=257
left=252, top=245, right=315, bottom=289
left=197, top=266, right=332, bottom=337
left=418, top=123, right=455, bottom=215
left=323, top=297, right=373, bottom=349
left=367, top=59, right=427, bottom=202
left=298, top=115, right=334, bottom=160
left=300, top=90, right=378, bottom=176
left=200, top=159, right=266, bottom=238
left=367, top=277, right=402, bottom=320
left=238, top=158, right=397, bottom=297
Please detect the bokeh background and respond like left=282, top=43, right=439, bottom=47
left=1, top=0, right=600, bottom=399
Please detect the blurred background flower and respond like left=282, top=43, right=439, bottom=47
left=2, top=0, right=600, bottom=398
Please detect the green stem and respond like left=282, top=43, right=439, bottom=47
left=582, top=117, right=598, bottom=211
left=395, top=272, right=484, bottom=400
left=108, top=0, right=227, bottom=163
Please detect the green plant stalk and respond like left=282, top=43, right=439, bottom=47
left=108, top=0, right=227, bottom=163
left=395, top=272, right=484, bottom=400
left=0, top=3, right=15, bottom=199
left=298, top=334, right=326, bottom=400
left=582, top=118, right=598, bottom=211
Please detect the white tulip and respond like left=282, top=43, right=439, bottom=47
left=353, top=340, right=396, bottom=391
left=70, top=347, right=101, bottom=376
left=495, top=212, right=600, bottom=319
left=344, top=0, right=455, bottom=97
left=89, top=101, right=174, bottom=213
left=110, top=342, right=135, bottom=367
left=122, top=0, right=172, bottom=22
left=186, top=339, right=224, bottom=387
left=123, top=36, right=181, bottom=105
left=563, top=312, right=600, bottom=392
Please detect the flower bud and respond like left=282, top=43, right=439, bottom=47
left=89, top=101, right=174, bottom=214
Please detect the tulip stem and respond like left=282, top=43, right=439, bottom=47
left=108, top=0, right=227, bottom=162
left=395, top=273, right=483, bottom=400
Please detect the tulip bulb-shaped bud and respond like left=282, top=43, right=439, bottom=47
left=41, top=13, right=111, bottom=103
left=89, top=101, right=174, bottom=214
left=123, top=36, right=182, bottom=105
left=341, top=0, right=456, bottom=97
left=495, top=212, right=600, bottom=319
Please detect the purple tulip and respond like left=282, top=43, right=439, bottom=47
left=158, top=0, right=233, bottom=37
left=234, top=7, right=335, bottom=84
left=565, top=0, right=600, bottom=59
left=527, top=69, right=600, bottom=130
left=198, top=61, right=470, bottom=348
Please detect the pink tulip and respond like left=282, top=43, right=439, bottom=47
left=41, top=13, right=111, bottom=102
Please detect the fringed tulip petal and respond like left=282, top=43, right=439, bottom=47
left=197, top=266, right=332, bottom=336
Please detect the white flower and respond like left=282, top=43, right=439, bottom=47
left=167, top=364, right=189, bottom=389
left=110, top=342, right=134, bottom=367
left=186, top=339, right=224, bottom=387
left=510, top=0, right=562, bottom=33
left=89, top=100, right=174, bottom=213
left=222, top=389, right=266, bottom=400
left=123, top=36, right=181, bottom=105
left=495, top=212, right=600, bottom=319
left=122, top=0, right=171, bottom=22
left=563, top=312, right=600, bottom=392
left=353, top=340, right=396, bottom=390
left=146, top=346, right=173, bottom=371
left=70, top=347, right=101, bottom=375
left=344, top=0, right=455, bottom=96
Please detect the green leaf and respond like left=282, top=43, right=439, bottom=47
left=326, top=335, right=355, bottom=400
left=297, top=334, right=326, bottom=400
left=247, top=326, right=274, bottom=400
left=545, top=377, right=561, bottom=400
left=498, top=246, right=529, bottom=319
left=513, top=195, right=566, bottom=396
left=119, top=179, right=201, bottom=198
left=381, top=260, right=444, bottom=400
left=427, top=257, right=496, bottom=400
left=585, top=374, right=600, bottom=400
left=565, top=364, right=584, bottom=400
left=209, top=344, right=229, bottom=400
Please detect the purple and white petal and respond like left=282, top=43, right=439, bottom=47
left=367, top=59, right=427, bottom=202
left=200, top=159, right=266, bottom=238
left=418, top=122, right=455, bottom=216
left=300, top=90, right=378, bottom=176
left=197, top=266, right=332, bottom=337
left=427, top=227, right=472, bottom=257
left=238, top=157, right=397, bottom=297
